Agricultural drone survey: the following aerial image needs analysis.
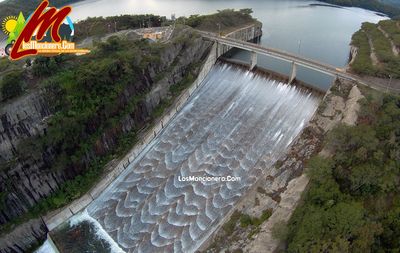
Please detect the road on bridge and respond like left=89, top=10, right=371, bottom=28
left=199, top=31, right=400, bottom=94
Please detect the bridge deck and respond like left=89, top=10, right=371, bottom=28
left=200, top=32, right=400, bottom=94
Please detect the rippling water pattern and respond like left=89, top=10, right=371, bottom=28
left=82, top=64, right=319, bottom=252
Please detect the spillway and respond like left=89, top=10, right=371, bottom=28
left=53, top=63, right=319, bottom=253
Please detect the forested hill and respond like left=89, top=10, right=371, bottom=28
left=320, top=0, right=400, bottom=18
left=380, top=0, right=400, bottom=8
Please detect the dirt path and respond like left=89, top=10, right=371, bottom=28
left=378, top=26, right=399, bottom=56
left=366, top=34, right=380, bottom=66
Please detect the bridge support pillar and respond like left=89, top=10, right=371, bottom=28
left=250, top=51, right=257, bottom=70
left=289, top=61, right=297, bottom=84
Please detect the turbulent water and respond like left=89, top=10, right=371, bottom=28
left=54, top=63, right=319, bottom=253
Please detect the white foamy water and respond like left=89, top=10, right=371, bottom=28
left=68, top=209, right=125, bottom=253
left=35, top=237, right=59, bottom=253
left=56, top=63, right=319, bottom=252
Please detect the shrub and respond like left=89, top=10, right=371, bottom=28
left=1, top=70, right=23, bottom=100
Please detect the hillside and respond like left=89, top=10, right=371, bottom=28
left=350, top=19, right=400, bottom=78
left=284, top=85, right=400, bottom=253
left=380, top=0, right=400, bottom=8
left=319, top=0, right=400, bottom=18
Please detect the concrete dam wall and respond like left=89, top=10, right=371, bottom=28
left=50, top=63, right=319, bottom=252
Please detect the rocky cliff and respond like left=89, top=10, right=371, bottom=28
left=0, top=219, right=47, bottom=253
left=0, top=26, right=212, bottom=252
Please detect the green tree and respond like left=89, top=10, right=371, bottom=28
left=1, top=70, right=23, bottom=100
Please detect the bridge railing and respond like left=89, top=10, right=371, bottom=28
left=200, top=32, right=400, bottom=94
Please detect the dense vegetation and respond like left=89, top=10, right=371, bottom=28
left=73, top=15, right=167, bottom=41
left=320, top=0, right=400, bottom=18
left=284, top=89, right=400, bottom=252
left=0, top=25, right=202, bottom=233
left=380, top=0, right=400, bottom=8
left=350, top=20, right=400, bottom=78
left=350, top=30, right=377, bottom=76
left=379, top=19, right=400, bottom=49
left=175, top=8, right=257, bottom=34
left=0, top=58, right=25, bottom=101
left=0, top=70, right=23, bottom=100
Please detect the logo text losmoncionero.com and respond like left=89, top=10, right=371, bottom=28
left=2, top=0, right=89, bottom=60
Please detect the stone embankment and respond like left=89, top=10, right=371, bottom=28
left=0, top=219, right=47, bottom=253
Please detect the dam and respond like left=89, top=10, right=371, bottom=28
left=49, top=63, right=319, bottom=252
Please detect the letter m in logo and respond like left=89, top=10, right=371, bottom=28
left=10, top=0, right=71, bottom=60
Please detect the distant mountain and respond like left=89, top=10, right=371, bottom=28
left=319, top=0, right=400, bottom=18
left=379, top=0, right=400, bottom=8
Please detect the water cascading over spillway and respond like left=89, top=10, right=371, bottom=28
left=59, top=63, right=319, bottom=253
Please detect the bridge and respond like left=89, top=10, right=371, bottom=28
left=201, top=32, right=400, bottom=93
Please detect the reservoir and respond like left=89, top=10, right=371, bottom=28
left=69, top=0, right=387, bottom=89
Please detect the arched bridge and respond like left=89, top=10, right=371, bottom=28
left=200, top=32, right=400, bottom=93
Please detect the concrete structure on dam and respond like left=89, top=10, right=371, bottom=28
left=202, top=32, right=400, bottom=94
left=41, top=22, right=330, bottom=253
left=43, top=23, right=264, bottom=234
left=41, top=22, right=335, bottom=253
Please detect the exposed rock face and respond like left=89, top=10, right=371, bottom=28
left=0, top=90, right=52, bottom=161
left=0, top=27, right=212, bottom=252
left=342, top=85, right=364, bottom=125
left=348, top=45, right=358, bottom=67
left=0, top=90, right=63, bottom=224
left=0, top=218, right=47, bottom=253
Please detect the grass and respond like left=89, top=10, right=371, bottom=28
left=211, top=208, right=273, bottom=250
left=240, top=209, right=273, bottom=228
left=223, top=210, right=242, bottom=236
left=256, top=186, right=267, bottom=195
